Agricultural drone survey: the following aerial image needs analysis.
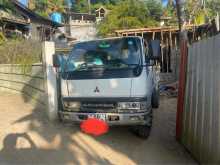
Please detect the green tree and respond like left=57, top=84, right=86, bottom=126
left=91, top=0, right=118, bottom=5
left=161, top=0, right=177, bottom=26
left=34, top=0, right=65, bottom=17
left=72, top=0, right=89, bottom=13
left=206, top=0, right=220, bottom=18
left=0, top=0, right=14, bottom=10
left=34, top=0, right=49, bottom=17
left=183, top=0, right=220, bottom=25
left=98, top=0, right=162, bottom=36
left=143, top=0, right=163, bottom=20
left=72, top=0, right=121, bottom=13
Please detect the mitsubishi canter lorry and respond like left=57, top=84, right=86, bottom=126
left=53, top=36, right=160, bottom=138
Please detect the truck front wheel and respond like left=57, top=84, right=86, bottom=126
left=152, top=88, right=159, bottom=108
left=131, top=125, right=152, bottom=139
left=131, top=111, right=153, bottom=139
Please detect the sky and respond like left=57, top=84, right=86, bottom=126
left=19, top=0, right=28, bottom=6
left=162, top=0, right=176, bottom=7
left=162, top=0, right=169, bottom=7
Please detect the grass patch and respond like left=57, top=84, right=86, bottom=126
left=0, top=39, right=42, bottom=73
left=0, top=39, right=41, bottom=64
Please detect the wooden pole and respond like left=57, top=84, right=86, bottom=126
left=161, top=30, right=164, bottom=72
left=166, top=37, right=169, bottom=73
left=169, top=31, right=173, bottom=48
left=152, top=32, right=155, bottom=40
left=161, top=30, right=164, bottom=41
left=174, top=35, right=178, bottom=81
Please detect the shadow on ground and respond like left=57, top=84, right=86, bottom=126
left=0, top=71, right=196, bottom=165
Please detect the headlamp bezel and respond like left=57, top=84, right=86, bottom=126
left=63, top=101, right=81, bottom=109
left=117, top=101, right=147, bottom=110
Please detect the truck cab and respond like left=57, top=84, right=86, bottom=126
left=54, top=36, right=160, bottom=138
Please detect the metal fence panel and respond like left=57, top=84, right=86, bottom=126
left=182, top=34, right=220, bottom=164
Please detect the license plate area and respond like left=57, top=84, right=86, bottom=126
left=88, top=113, right=106, bottom=121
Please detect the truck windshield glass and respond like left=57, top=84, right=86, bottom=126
left=64, top=37, right=142, bottom=72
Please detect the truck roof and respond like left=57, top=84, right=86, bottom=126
left=74, top=36, right=143, bottom=45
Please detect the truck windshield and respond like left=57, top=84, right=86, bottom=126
left=64, top=37, right=142, bottom=72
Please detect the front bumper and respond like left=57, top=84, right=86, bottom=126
left=58, top=110, right=152, bottom=126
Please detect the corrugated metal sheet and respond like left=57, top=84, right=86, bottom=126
left=182, top=34, right=220, bottom=164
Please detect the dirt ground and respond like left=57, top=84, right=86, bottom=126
left=0, top=92, right=196, bottom=165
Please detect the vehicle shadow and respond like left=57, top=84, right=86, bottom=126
left=0, top=133, right=75, bottom=165
left=0, top=101, right=113, bottom=165
left=0, top=69, right=195, bottom=165
left=0, top=68, right=113, bottom=165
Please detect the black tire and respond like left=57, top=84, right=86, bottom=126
left=131, top=125, right=152, bottom=139
left=131, top=110, right=153, bottom=139
left=152, top=88, right=159, bottom=108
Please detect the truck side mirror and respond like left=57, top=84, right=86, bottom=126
left=148, top=40, right=161, bottom=60
left=53, top=54, right=60, bottom=68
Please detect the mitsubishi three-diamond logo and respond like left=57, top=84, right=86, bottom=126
left=94, top=86, right=100, bottom=93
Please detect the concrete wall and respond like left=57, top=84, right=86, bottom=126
left=69, top=21, right=97, bottom=41
left=0, top=64, right=47, bottom=105
left=0, top=42, right=59, bottom=121
left=42, top=42, right=58, bottom=121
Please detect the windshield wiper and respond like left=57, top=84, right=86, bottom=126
left=113, top=59, right=139, bottom=67
left=126, top=64, right=139, bottom=66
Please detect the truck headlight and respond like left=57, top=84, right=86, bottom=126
left=117, top=102, right=147, bottom=110
left=63, top=101, right=81, bottom=109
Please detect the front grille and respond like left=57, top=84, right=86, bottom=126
left=81, top=102, right=116, bottom=109
left=63, top=102, right=143, bottom=113
left=80, top=108, right=118, bottom=113
left=79, top=102, right=117, bottom=113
